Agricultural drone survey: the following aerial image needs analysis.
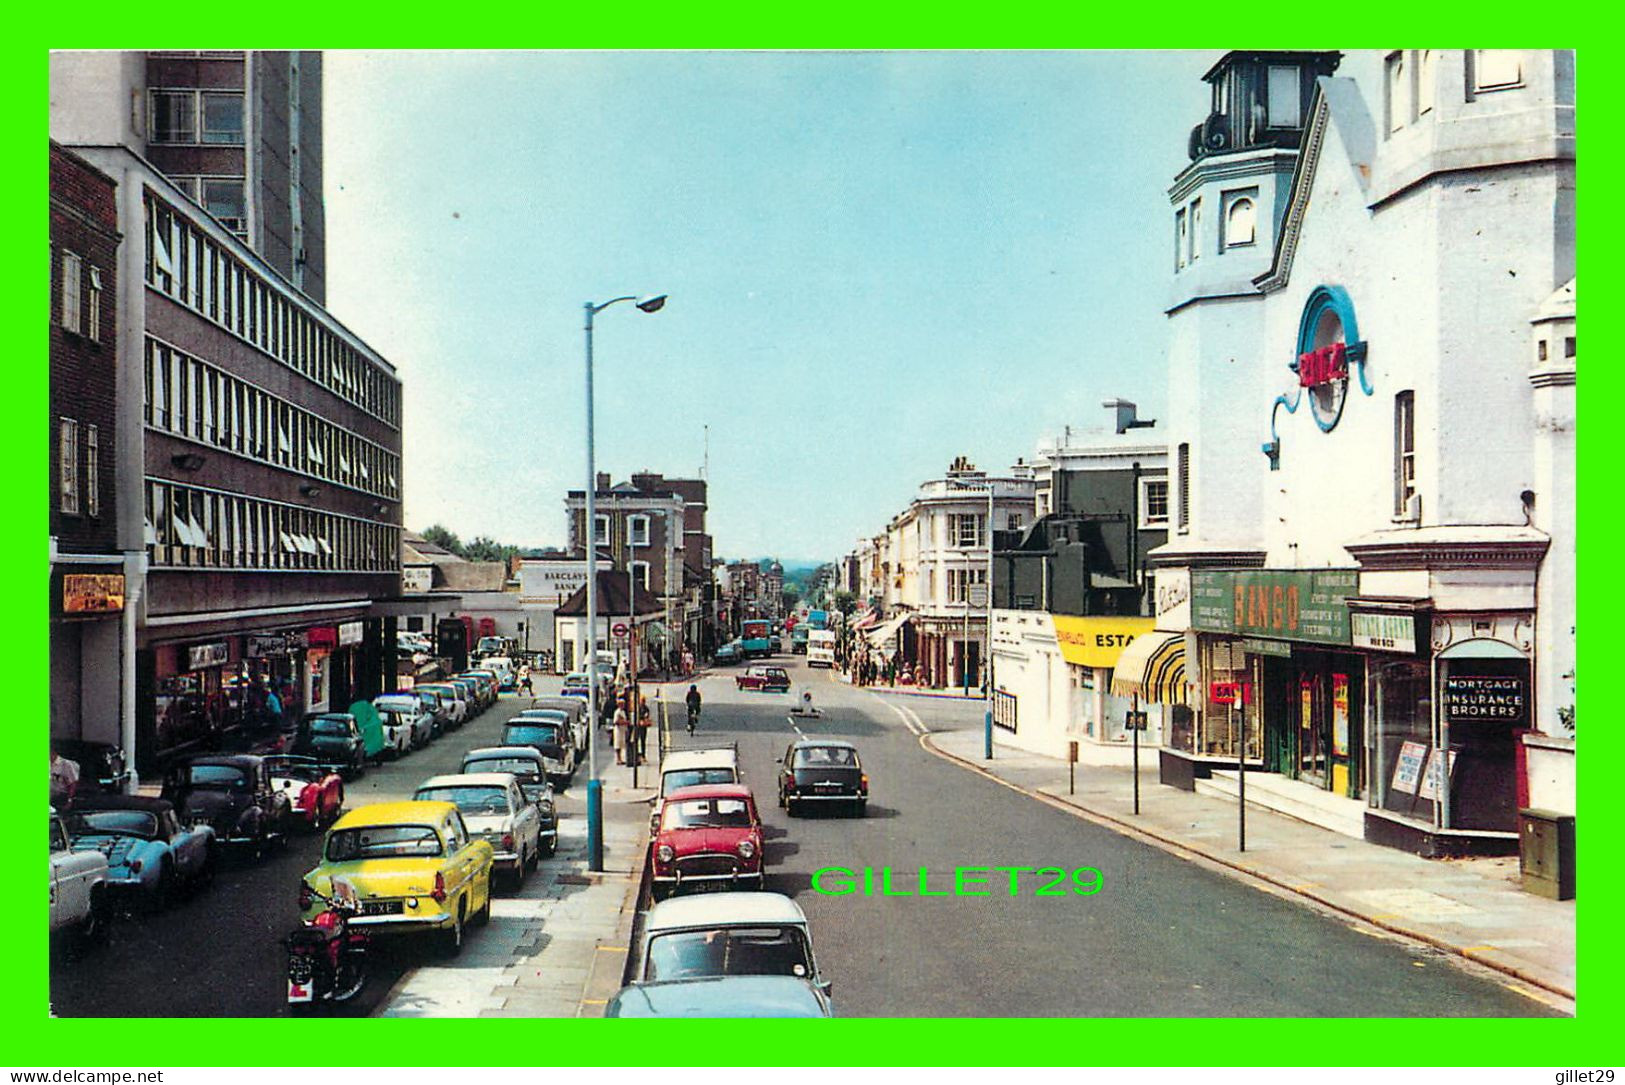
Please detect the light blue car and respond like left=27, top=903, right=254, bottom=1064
left=62, top=795, right=215, bottom=911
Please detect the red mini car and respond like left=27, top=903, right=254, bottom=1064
left=264, top=755, right=345, bottom=830
left=735, top=666, right=791, bottom=693
left=651, top=783, right=765, bottom=900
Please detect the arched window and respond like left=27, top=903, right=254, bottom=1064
left=1225, top=197, right=1256, bottom=248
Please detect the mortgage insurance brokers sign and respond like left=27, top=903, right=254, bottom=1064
left=1191, top=569, right=1357, bottom=646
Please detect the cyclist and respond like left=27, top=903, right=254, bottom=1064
left=685, top=684, right=702, bottom=734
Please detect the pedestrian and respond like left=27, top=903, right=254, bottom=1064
left=612, top=700, right=630, bottom=765
left=519, top=665, right=534, bottom=696
left=634, top=698, right=652, bottom=763
left=265, top=684, right=284, bottom=729
left=50, top=747, right=80, bottom=808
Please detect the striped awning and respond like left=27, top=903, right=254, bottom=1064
left=866, top=612, right=912, bottom=649
left=1109, top=630, right=1187, bottom=704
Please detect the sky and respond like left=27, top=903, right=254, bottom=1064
left=322, top=50, right=1222, bottom=564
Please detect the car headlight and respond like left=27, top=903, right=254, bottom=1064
left=656, top=844, right=674, bottom=863
left=738, top=840, right=756, bottom=859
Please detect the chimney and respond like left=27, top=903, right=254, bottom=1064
left=631, top=471, right=664, bottom=493
left=1103, top=398, right=1156, bottom=435
left=596, top=472, right=611, bottom=491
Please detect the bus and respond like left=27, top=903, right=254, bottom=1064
left=741, top=619, right=775, bottom=658
left=807, top=629, right=837, bottom=668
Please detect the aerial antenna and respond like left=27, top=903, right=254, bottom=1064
left=702, top=424, right=710, bottom=481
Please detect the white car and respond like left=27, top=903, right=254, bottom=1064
left=50, top=810, right=109, bottom=941
left=637, top=892, right=830, bottom=1003
left=651, top=747, right=741, bottom=832
left=412, top=773, right=543, bottom=890
left=374, top=694, right=435, bottom=751
left=415, top=684, right=468, bottom=728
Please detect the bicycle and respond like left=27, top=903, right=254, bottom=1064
left=686, top=705, right=699, bottom=735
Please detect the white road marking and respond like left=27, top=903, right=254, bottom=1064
left=876, top=697, right=925, bottom=736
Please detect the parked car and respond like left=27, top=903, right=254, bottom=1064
left=514, top=707, right=582, bottom=766
left=160, top=754, right=295, bottom=855
left=63, top=795, right=215, bottom=911
left=777, top=740, right=868, bottom=816
left=300, top=801, right=494, bottom=956
left=412, top=687, right=451, bottom=738
left=652, top=747, right=742, bottom=832
left=462, top=670, right=501, bottom=706
left=415, top=684, right=468, bottom=729
left=293, top=713, right=370, bottom=778
left=528, top=696, right=590, bottom=752
left=502, top=718, right=576, bottom=786
left=650, top=783, right=765, bottom=899
left=444, top=677, right=483, bottom=718
left=637, top=893, right=829, bottom=1003
left=51, top=739, right=131, bottom=795
left=460, top=747, right=557, bottom=856
left=374, top=694, right=435, bottom=752
left=479, top=657, right=516, bottom=691
left=736, top=666, right=791, bottom=693
left=50, top=809, right=109, bottom=942
left=606, top=975, right=832, bottom=1018
left=713, top=640, right=745, bottom=666
left=413, top=774, right=543, bottom=890
left=264, top=755, right=346, bottom=830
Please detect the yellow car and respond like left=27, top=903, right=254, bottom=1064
left=300, top=801, right=495, bottom=956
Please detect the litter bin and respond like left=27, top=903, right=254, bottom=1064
left=1518, top=807, right=1575, bottom=900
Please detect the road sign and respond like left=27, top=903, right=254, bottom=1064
left=1124, top=711, right=1149, bottom=731
left=611, top=621, right=630, bottom=638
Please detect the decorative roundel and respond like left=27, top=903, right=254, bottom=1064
left=1292, top=286, right=1366, bottom=433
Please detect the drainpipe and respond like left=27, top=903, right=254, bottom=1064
left=121, top=551, right=145, bottom=793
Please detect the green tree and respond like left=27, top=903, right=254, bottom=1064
left=781, top=588, right=801, bottom=613
left=833, top=590, right=857, bottom=616
left=464, top=536, right=517, bottom=563
left=421, top=523, right=465, bottom=557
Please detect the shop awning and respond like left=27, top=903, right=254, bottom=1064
left=866, top=613, right=912, bottom=648
left=850, top=608, right=879, bottom=631
left=1109, top=630, right=1186, bottom=704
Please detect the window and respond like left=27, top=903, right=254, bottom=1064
left=1176, top=443, right=1190, bottom=530
left=1189, top=198, right=1201, bottom=262
left=1416, top=50, right=1436, bottom=116
left=1175, top=209, right=1188, bottom=271
left=948, top=568, right=988, bottom=604
left=1386, top=52, right=1408, bottom=133
left=950, top=513, right=984, bottom=549
left=202, top=178, right=246, bottom=234
left=1564, top=336, right=1576, bottom=358
left=60, top=251, right=82, bottom=333
left=627, top=514, right=651, bottom=547
left=87, top=266, right=102, bottom=341
left=59, top=418, right=79, bottom=515
left=593, top=514, right=610, bottom=546
left=86, top=425, right=100, bottom=518
left=1394, top=391, right=1417, bottom=518
left=1472, top=50, right=1524, bottom=93
left=149, top=90, right=197, bottom=143
left=1140, top=478, right=1170, bottom=528
left=201, top=92, right=244, bottom=144
left=1223, top=194, right=1257, bottom=248
left=633, top=560, right=651, bottom=591
left=1006, top=512, right=1023, bottom=531
left=1267, top=65, right=1301, bottom=128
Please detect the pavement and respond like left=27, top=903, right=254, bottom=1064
left=924, top=725, right=1576, bottom=1008
left=377, top=751, right=653, bottom=1019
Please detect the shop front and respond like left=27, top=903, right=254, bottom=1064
left=1052, top=615, right=1159, bottom=744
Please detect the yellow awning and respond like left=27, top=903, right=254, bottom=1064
left=1109, top=630, right=1187, bottom=704
left=1050, top=616, right=1155, bottom=668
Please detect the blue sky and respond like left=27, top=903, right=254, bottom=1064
left=323, top=50, right=1220, bottom=563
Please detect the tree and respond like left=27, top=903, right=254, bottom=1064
left=833, top=590, right=857, bottom=616
left=421, top=523, right=465, bottom=557
left=781, top=588, right=801, bottom=613
left=464, top=536, right=517, bottom=563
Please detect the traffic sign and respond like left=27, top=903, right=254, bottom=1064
left=611, top=621, right=630, bottom=638
left=1124, top=711, right=1149, bottom=731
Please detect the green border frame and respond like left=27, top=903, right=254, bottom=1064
left=15, top=19, right=1612, bottom=1068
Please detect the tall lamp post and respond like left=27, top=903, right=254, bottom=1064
left=583, top=293, right=665, bottom=872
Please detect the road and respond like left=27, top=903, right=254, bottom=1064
left=665, top=653, right=1559, bottom=1018
left=47, top=691, right=593, bottom=1018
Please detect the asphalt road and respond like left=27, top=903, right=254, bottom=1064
left=47, top=691, right=572, bottom=1018
left=670, top=654, right=1559, bottom=1018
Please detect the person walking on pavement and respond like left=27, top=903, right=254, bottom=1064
left=50, top=747, right=80, bottom=808
left=685, top=684, right=702, bottom=734
left=634, top=699, right=652, bottom=763
left=612, top=699, right=630, bottom=765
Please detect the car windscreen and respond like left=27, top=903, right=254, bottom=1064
left=644, top=927, right=812, bottom=982
left=413, top=786, right=510, bottom=815
left=65, top=810, right=159, bottom=839
left=662, top=768, right=736, bottom=795
left=310, top=719, right=350, bottom=736
left=793, top=746, right=857, bottom=768
left=464, top=757, right=541, bottom=779
left=505, top=723, right=562, bottom=745
left=378, top=710, right=410, bottom=728
left=661, top=797, right=752, bottom=829
left=186, top=764, right=251, bottom=787
left=325, top=824, right=442, bottom=861
left=270, top=763, right=322, bottom=783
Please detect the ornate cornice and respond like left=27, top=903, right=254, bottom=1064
left=1253, top=88, right=1331, bottom=295
left=1345, top=537, right=1550, bottom=571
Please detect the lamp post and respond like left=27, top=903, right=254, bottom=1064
left=583, top=293, right=665, bottom=872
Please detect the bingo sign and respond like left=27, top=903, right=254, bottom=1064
left=1444, top=675, right=1527, bottom=724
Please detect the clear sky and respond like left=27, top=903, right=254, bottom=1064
left=322, top=50, right=1222, bottom=564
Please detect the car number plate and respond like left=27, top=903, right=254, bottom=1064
left=359, top=899, right=403, bottom=916
left=816, top=782, right=842, bottom=792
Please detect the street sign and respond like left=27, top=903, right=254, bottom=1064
left=1124, top=711, right=1149, bottom=731
left=1067, top=741, right=1079, bottom=763
left=611, top=621, right=630, bottom=638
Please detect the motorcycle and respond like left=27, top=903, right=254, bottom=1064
left=283, top=880, right=368, bottom=1013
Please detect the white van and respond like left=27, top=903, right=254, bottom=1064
left=806, top=630, right=836, bottom=668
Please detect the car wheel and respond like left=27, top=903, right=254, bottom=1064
left=855, top=799, right=868, bottom=818
left=474, top=881, right=493, bottom=926
left=194, top=844, right=218, bottom=890
left=785, top=797, right=798, bottom=818
left=153, top=860, right=177, bottom=912
left=540, top=835, right=556, bottom=859
left=441, top=901, right=466, bottom=957
left=80, top=886, right=110, bottom=945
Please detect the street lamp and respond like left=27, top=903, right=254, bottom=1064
left=583, top=293, right=665, bottom=872
left=952, top=480, right=998, bottom=758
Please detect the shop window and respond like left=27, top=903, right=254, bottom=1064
left=1371, top=659, right=1439, bottom=823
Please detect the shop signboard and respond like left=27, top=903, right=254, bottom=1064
left=1443, top=675, right=1526, bottom=723
left=338, top=621, right=364, bottom=647
left=1191, top=569, right=1357, bottom=645
left=1240, top=637, right=1291, bottom=658
left=188, top=642, right=229, bottom=670
left=1209, top=681, right=1252, bottom=706
left=1051, top=615, right=1155, bottom=668
left=1332, top=673, right=1350, bottom=757
left=1390, top=740, right=1427, bottom=795
left=402, top=566, right=433, bottom=593
left=63, top=573, right=125, bottom=614
left=307, top=626, right=338, bottom=649
left=1351, top=611, right=1417, bottom=653
left=1417, top=748, right=1458, bottom=802
left=247, top=634, right=286, bottom=657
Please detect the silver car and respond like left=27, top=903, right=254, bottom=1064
left=413, top=773, right=543, bottom=890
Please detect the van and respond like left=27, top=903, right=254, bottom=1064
left=807, top=629, right=837, bottom=668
